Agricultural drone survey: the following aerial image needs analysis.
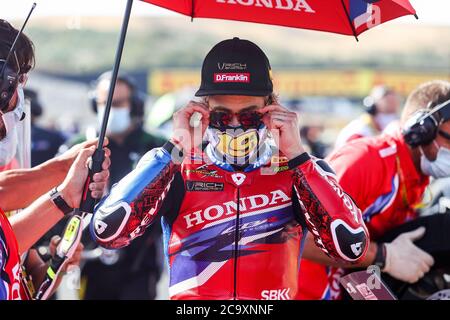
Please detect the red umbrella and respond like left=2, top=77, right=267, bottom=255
left=141, top=0, right=417, bottom=40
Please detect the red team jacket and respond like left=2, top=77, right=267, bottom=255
left=91, top=142, right=369, bottom=300
left=298, top=127, right=429, bottom=300
left=0, top=208, right=29, bottom=300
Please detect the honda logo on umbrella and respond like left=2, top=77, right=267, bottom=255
left=216, top=0, right=315, bottom=13
left=142, top=0, right=416, bottom=38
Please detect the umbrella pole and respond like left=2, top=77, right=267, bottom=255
left=98, top=0, right=134, bottom=151
left=79, top=0, right=134, bottom=213
left=340, top=0, right=359, bottom=42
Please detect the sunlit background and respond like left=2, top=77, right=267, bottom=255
left=5, top=0, right=450, bottom=141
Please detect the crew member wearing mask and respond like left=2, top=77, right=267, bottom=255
left=67, top=72, right=165, bottom=186
left=26, top=88, right=66, bottom=167
left=65, top=72, right=164, bottom=300
left=298, top=80, right=450, bottom=300
left=0, top=19, right=111, bottom=300
left=89, top=37, right=369, bottom=300
left=335, top=85, right=401, bottom=148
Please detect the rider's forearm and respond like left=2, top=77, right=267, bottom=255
left=9, top=192, right=65, bottom=255
left=291, top=154, right=369, bottom=263
left=302, top=232, right=378, bottom=268
left=0, top=157, right=69, bottom=211
left=91, top=142, right=181, bottom=249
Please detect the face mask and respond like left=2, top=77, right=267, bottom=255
left=0, top=87, right=24, bottom=165
left=0, top=124, right=18, bottom=166
left=1, top=86, right=24, bottom=134
left=420, top=142, right=450, bottom=178
left=375, top=113, right=399, bottom=131
left=97, top=105, right=131, bottom=134
left=206, top=124, right=268, bottom=166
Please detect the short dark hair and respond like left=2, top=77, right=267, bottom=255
left=0, top=19, right=35, bottom=74
left=401, top=80, right=450, bottom=124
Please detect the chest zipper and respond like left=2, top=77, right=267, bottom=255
left=233, top=187, right=241, bottom=300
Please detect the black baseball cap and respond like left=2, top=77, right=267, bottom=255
left=195, top=37, right=273, bottom=97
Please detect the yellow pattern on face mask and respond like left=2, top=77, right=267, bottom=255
left=217, top=131, right=259, bottom=158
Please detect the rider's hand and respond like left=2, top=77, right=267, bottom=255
left=170, top=101, right=210, bottom=153
left=49, top=235, right=83, bottom=273
left=383, top=227, right=434, bottom=283
left=59, top=145, right=111, bottom=208
left=259, top=104, right=306, bottom=160
left=56, top=139, right=107, bottom=172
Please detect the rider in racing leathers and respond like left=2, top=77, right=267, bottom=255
left=90, top=38, right=370, bottom=300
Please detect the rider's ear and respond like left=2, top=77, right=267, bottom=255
left=202, top=96, right=211, bottom=110
left=265, top=94, right=278, bottom=106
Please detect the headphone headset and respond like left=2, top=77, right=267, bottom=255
left=0, top=58, right=19, bottom=113
left=1, top=9, right=36, bottom=113
left=363, top=85, right=393, bottom=116
left=402, top=98, right=450, bottom=148
left=89, top=71, right=145, bottom=118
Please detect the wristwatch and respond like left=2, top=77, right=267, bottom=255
left=374, top=242, right=387, bottom=270
left=49, top=187, right=74, bottom=216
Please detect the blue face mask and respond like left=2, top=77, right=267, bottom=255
left=420, top=141, right=450, bottom=178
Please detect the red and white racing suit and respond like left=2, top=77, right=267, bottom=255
left=298, top=126, right=429, bottom=300
left=0, top=208, right=30, bottom=300
left=334, top=114, right=380, bottom=149
left=91, top=141, right=369, bottom=300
